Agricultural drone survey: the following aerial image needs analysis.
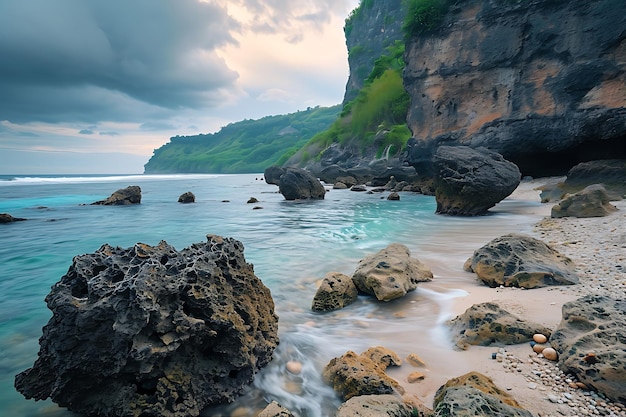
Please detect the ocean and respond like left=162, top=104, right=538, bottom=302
left=0, top=173, right=545, bottom=416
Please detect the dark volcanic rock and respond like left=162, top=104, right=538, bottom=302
left=551, top=184, right=618, bottom=218
left=92, top=185, right=142, bottom=205
left=404, top=0, right=626, bottom=177
left=177, top=191, right=195, bottom=204
left=264, top=166, right=285, bottom=186
left=278, top=168, right=325, bottom=200
left=0, top=213, right=27, bottom=223
left=433, top=372, right=533, bottom=417
left=465, top=233, right=579, bottom=288
left=448, top=302, right=552, bottom=350
left=15, top=235, right=279, bottom=417
left=432, top=146, right=521, bottom=216
left=549, top=295, right=626, bottom=404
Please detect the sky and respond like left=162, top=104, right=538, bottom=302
left=0, top=0, right=360, bottom=174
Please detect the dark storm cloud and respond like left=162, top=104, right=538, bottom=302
left=0, top=0, right=240, bottom=124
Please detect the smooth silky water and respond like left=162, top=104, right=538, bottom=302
left=0, top=174, right=545, bottom=416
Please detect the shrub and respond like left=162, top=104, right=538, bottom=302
left=402, top=0, right=450, bottom=38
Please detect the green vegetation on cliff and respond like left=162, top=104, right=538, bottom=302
left=403, top=0, right=451, bottom=37
left=143, top=106, right=340, bottom=174
left=289, top=40, right=411, bottom=164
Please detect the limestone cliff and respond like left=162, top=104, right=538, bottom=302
left=343, top=0, right=405, bottom=104
left=403, top=0, right=626, bottom=177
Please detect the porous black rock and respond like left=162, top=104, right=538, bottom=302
left=15, top=235, right=279, bottom=417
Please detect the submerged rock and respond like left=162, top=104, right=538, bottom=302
left=91, top=185, right=142, bottom=205
left=178, top=191, right=195, bottom=203
left=15, top=235, right=279, bottom=417
left=464, top=233, right=578, bottom=288
left=0, top=213, right=27, bottom=223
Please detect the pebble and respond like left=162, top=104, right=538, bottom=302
left=542, top=347, right=559, bottom=361
left=533, top=333, right=548, bottom=344
left=286, top=360, right=302, bottom=374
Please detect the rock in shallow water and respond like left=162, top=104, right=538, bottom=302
left=15, top=235, right=279, bottom=417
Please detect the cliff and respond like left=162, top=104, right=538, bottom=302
left=403, top=0, right=626, bottom=177
left=343, top=0, right=406, bottom=104
left=144, top=106, right=340, bottom=174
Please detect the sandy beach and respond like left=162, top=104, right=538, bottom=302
left=391, top=179, right=626, bottom=417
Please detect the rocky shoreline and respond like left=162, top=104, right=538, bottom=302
left=419, top=181, right=626, bottom=417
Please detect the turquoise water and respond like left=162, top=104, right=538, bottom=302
left=0, top=174, right=545, bottom=416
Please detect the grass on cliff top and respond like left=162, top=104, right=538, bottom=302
left=294, top=41, right=410, bottom=163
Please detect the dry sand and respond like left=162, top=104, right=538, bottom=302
left=393, top=179, right=626, bottom=417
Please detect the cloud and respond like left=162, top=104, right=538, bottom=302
left=0, top=0, right=240, bottom=123
left=0, top=0, right=360, bottom=174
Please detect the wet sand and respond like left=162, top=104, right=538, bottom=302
left=390, top=179, right=626, bottom=416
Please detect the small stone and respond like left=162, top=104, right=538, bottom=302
left=533, top=343, right=547, bottom=353
left=407, top=372, right=425, bottom=383
left=406, top=353, right=426, bottom=367
left=542, top=347, right=558, bottom=361
left=549, top=394, right=560, bottom=403
left=286, top=360, right=302, bottom=374
left=528, top=382, right=538, bottom=390
left=533, top=333, right=548, bottom=344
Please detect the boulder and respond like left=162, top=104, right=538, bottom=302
left=91, top=185, right=142, bottom=205
left=565, top=159, right=626, bottom=199
left=352, top=243, right=433, bottom=302
left=278, top=168, right=325, bottom=200
left=336, top=176, right=357, bottom=188
left=551, top=184, right=618, bottom=218
left=247, top=197, right=259, bottom=204
left=371, top=167, right=419, bottom=187
left=464, top=233, right=579, bottom=288
left=387, top=192, right=400, bottom=201
left=0, top=213, right=27, bottom=223
left=549, top=295, right=626, bottom=404
left=433, top=146, right=521, bottom=216
left=311, top=272, right=358, bottom=312
left=15, top=235, right=279, bottom=417
left=350, top=184, right=368, bottom=192
left=258, top=401, right=295, bottom=417
left=323, top=351, right=404, bottom=401
left=448, top=302, right=553, bottom=349
left=336, top=394, right=414, bottom=417
left=178, top=191, right=195, bottom=204
left=433, top=372, right=533, bottom=417
left=361, top=346, right=402, bottom=369
left=333, top=182, right=349, bottom=190
left=264, top=166, right=285, bottom=186
left=319, top=164, right=350, bottom=184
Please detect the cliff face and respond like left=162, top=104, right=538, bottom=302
left=404, top=0, right=626, bottom=177
left=343, top=0, right=405, bottom=104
